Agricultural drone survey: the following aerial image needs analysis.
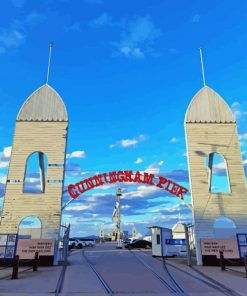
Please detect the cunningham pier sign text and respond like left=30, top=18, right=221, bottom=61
left=68, top=171, right=189, bottom=201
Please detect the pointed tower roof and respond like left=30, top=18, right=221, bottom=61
left=17, top=84, right=68, bottom=122
left=185, top=86, right=235, bottom=123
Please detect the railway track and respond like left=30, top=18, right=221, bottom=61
left=54, top=264, right=67, bottom=296
left=82, top=249, right=184, bottom=295
left=159, top=257, right=242, bottom=296
left=54, top=250, right=113, bottom=296
left=82, top=251, right=114, bottom=295
left=130, top=250, right=187, bottom=295
left=136, top=250, right=242, bottom=296
left=54, top=247, right=241, bottom=296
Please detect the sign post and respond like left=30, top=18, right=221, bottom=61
left=183, top=224, right=192, bottom=267
left=116, top=188, right=122, bottom=249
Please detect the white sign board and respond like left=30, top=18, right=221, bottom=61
left=16, top=239, right=55, bottom=259
left=201, top=239, right=240, bottom=259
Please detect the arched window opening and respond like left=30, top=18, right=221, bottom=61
left=23, top=152, right=48, bottom=193
left=213, top=216, right=236, bottom=239
left=18, top=216, right=42, bottom=239
left=206, top=153, right=230, bottom=193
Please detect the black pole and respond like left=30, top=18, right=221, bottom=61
left=244, top=254, right=247, bottom=278
left=33, top=252, right=39, bottom=271
left=219, top=251, right=225, bottom=271
left=11, top=255, right=19, bottom=280
left=184, top=224, right=192, bottom=267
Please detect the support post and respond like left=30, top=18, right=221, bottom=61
left=33, top=252, right=39, bottom=271
left=219, top=251, right=225, bottom=271
left=63, top=224, right=70, bottom=263
left=244, top=254, right=247, bottom=278
left=116, top=188, right=122, bottom=249
left=11, top=255, right=19, bottom=280
left=184, top=224, right=192, bottom=267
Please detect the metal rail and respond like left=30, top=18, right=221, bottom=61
left=190, top=266, right=242, bottom=296
left=82, top=251, right=114, bottom=295
left=129, top=250, right=185, bottom=295
left=54, top=264, right=67, bottom=296
left=162, top=259, right=187, bottom=295
left=161, top=259, right=242, bottom=296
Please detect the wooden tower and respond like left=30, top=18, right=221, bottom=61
left=185, top=86, right=247, bottom=264
left=0, top=84, right=68, bottom=245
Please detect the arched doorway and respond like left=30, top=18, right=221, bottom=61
left=18, top=216, right=42, bottom=239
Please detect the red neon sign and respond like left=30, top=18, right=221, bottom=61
left=67, top=171, right=189, bottom=201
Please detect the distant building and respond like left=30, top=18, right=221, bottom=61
left=123, top=230, right=129, bottom=238
left=143, top=229, right=152, bottom=242
left=172, top=223, right=185, bottom=239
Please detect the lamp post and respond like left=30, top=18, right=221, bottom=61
left=116, top=188, right=122, bottom=249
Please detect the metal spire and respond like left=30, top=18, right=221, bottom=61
left=46, top=42, right=54, bottom=84
left=199, top=47, right=206, bottom=87
left=178, top=208, right=181, bottom=223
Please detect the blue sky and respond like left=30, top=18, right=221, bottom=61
left=0, top=0, right=246, bottom=237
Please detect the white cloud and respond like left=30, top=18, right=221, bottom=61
left=170, top=137, right=178, bottom=143
left=145, top=160, right=164, bottom=174
left=120, top=46, right=144, bottom=59
left=0, top=176, right=7, bottom=183
left=25, top=11, right=45, bottom=27
left=135, top=157, right=143, bottom=164
left=0, top=28, right=24, bottom=52
left=110, top=134, right=147, bottom=149
left=231, top=102, right=247, bottom=121
left=243, top=159, right=247, bottom=165
left=97, top=184, right=114, bottom=190
left=0, top=11, right=45, bottom=54
left=0, top=162, right=9, bottom=169
left=88, top=13, right=113, bottom=27
left=145, top=167, right=160, bottom=174
left=121, top=205, right=131, bottom=209
left=124, top=185, right=160, bottom=200
left=65, top=204, right=93, bottom=211
left=213, top=161, right=226, bottom=170
left=121, top=139, right=138, bottom=147
left=0, top=146, right=12, bottom=169
left=66, top=150, right=86, bottom=159
left=3, top=147, right=12, bottom=158
left=65, top=22, right=81, bottom=32
left=239, top=133, right=247, bottom=140
left=192, top=14, right=200, bottom=23
left=115, top=16, right=162, bottom=59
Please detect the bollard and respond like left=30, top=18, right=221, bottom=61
left=244, top=254, right=247, bottom=278
left=11, top=255, right=19, bottom=280
left=33, top=252, right=39, bottom=272
left=219, top=251, right=225, bottom=271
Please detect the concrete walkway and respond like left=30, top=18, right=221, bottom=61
left=0, top=265, right=62, bottom=294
